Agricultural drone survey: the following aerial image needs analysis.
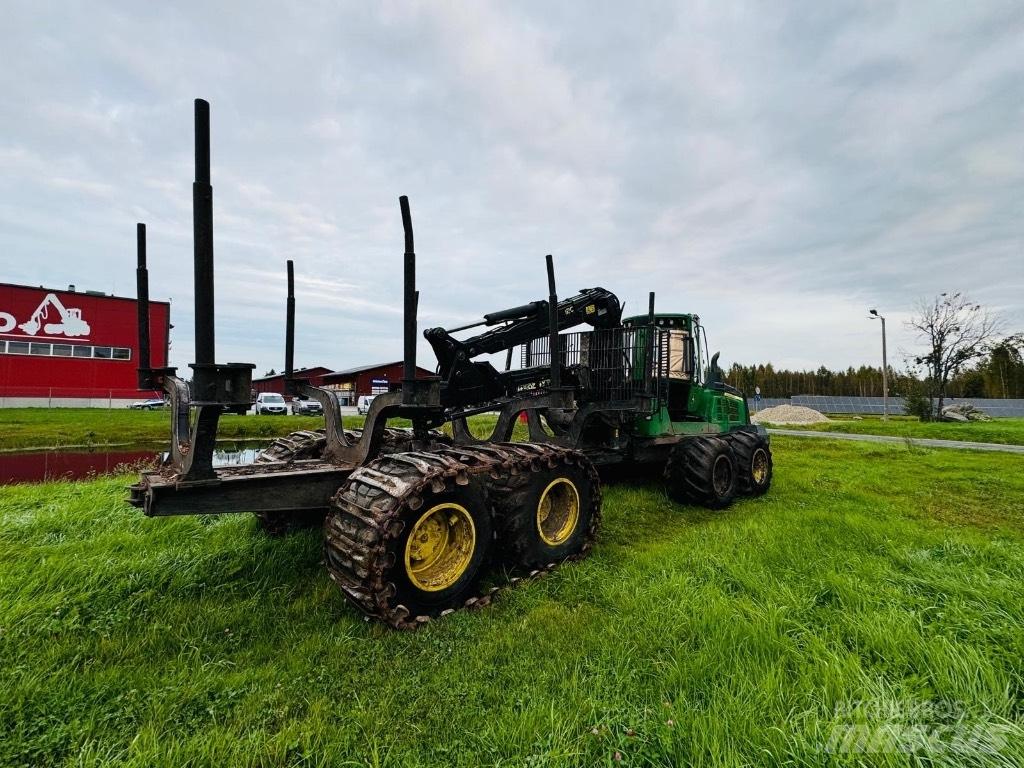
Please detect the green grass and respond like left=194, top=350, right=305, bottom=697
left=1, top=437, right=1023, bottom=766
left=760, top=415, right=1024, bottom=446
left=0, top=408, right=330, bottom=451
left=6, top=409, right=1023, bottom=453
left=0, top=408, right=511, bottom=452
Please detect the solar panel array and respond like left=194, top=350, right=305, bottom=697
left=793, top=395, right=904, bottom=415
left=748, top=396, right=1024, bottom=417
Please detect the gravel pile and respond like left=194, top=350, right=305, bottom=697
left=751, top=404, right=830, bottom=425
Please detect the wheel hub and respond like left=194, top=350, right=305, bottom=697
left=751, top=448, right=768, bottom=484
left=712, top=455, right=733, bottom=496
left=404, top=503, right=476, bottom=592
left=537, top=478, right=580, bottom=546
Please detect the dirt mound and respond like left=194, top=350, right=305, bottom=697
left=751, top=404, right=829, bottom=425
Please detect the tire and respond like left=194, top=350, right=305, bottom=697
left=255, top=428, right=450, bottom=465
left=492, top=450, right=600, bottom=570
left=389, top=483, right=493, bottom=616
left=256, top=429, right=328, bottom=463
left=727, top=431, right=772, bottom=496
left=251, top=428, right=451, bottom=536
left=664, top=436, right=737, bottom=510
left=253, top=429, right=330, bottom=535
left=324, top=460, right=493, bottom=620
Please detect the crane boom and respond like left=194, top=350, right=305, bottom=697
left=423, top=286, right=622, bottom=408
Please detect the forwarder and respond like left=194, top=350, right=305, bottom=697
left=129, top=100, right=772, bottom=628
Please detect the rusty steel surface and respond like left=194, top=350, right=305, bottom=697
left=324, top=441, right=602, bottom=630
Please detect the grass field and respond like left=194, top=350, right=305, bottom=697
left=758, top=415, right=1024, bottom=446
left=0, top=408, right=330, bottom=451
left=1, top=436, right=1022, bottom=766
left=5, top=409, right=1024, bottom=453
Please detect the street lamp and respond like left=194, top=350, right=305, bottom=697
left=868, top=308, right=888, bottom=420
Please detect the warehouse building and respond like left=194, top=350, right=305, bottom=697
left=0, top=282, right=170, bottom=407
left=251, top=366, right=334, bottom=398
left=321, top=361, right=434, bottom=405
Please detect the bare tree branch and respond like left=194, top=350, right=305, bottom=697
left=905, top=292, right=1004, bottom=418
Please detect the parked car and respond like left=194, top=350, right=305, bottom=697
left=129, top=398, right=166, bottom=410
left=255, top=392, right=288, bottom=415
left=291, top=398, right=323, bottom=416
left=356, top=395, right=375, bottom=415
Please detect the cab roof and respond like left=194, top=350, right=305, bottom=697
left=622, top=313, right=698, bottom=328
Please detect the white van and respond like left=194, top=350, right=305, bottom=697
left=255, top=392, right=288, bottom=415
left=356, top=395, right=376, bottom=415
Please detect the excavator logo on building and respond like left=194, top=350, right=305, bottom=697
left=0, top=293, right=91, bottom=338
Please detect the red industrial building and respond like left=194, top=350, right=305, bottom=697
left=321, top=361, right=434, bottom=405
left=251, top=366, right=334, bottom=398
left=249, top=363, right=434, bottom=405
left=0, top=282, right=170, bottom=407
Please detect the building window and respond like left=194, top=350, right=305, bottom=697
left=0, top=342, right=134, bottom=360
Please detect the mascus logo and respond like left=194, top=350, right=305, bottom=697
left=0, top=293, right=91, bottom=338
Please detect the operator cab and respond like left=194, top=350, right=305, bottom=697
left=623, top=313, right=702, bottom=421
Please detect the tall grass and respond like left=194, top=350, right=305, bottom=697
left=1, top=437, right=1022, bottom=766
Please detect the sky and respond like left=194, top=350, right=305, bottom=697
left=1, top=1, right=1021, bottom=377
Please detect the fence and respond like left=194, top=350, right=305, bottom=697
left=0, top=387, right=164, bottom=409
left=752, top=396, right=1024, bottom=418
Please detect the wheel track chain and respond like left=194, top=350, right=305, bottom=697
left=253, top=428, right=451, bottom=536
left=255, top=427, right=452, bottom=465
left=485, top=443, right=603, bottom=566
left=323, top=442, right=601, bottom=629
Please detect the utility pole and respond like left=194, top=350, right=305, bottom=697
left=869, top=309, right=888, bottom=420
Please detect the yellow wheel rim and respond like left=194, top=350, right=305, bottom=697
left=404, top=503, right=476, bottom=592
left=536, top=478, right=580, bottom=546
left=751, top=449, right=769, bottom=484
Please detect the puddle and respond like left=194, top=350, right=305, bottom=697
left=0, top=442, right=270, bottom=484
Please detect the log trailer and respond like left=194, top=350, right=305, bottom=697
left=129, top=100, right=772, bottom=628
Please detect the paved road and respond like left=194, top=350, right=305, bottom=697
left=768, top=428, right=1024, bottom=455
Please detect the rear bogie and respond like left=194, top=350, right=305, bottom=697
left=660, top=429, right=772, bottom=511
left=322, top=443, right=603, bottom=627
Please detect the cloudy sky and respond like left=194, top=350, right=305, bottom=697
left=2, top=1, right=1021, bottom=376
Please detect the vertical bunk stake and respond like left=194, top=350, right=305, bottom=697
left=545, top=254, right=560, bottom=389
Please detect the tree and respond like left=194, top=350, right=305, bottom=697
left=264, top=368, right=277, bottom=377
left=898, top=365, right=933, bottom=420
left=906, top=293, right=1002, bottom=417
left=982, top=336, right=1024, bottom=398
